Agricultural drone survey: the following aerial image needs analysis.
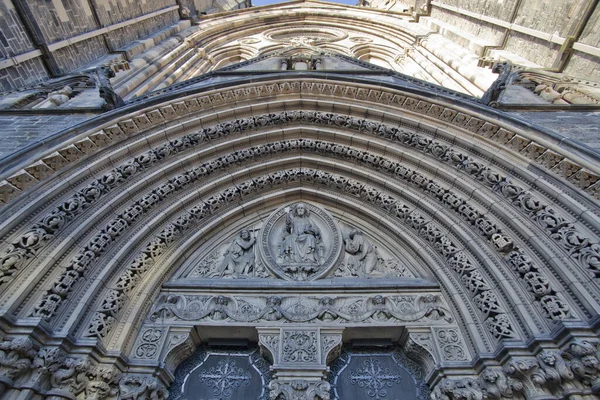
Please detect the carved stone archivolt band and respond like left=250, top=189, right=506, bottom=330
left=1, top=80, right=598, bottom=206
left=3, top=114, right=587, bottom=335
left=0, top=84, right=599, bottom=399
left=3, top=111, right=596, bottom=321
left=80, top=171, right=518, bottom=341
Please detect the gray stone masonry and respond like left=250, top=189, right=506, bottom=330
left=511, top=111, right=600, bottom=153
left=0, top=113, right=96, bottom=159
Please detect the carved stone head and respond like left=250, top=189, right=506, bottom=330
left=240, top=229, right=251, bottom=240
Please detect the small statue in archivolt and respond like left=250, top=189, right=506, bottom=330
left=279, top=203, right=324, bottom=266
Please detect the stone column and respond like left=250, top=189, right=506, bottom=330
left=257, top=327, right=343, bottom=400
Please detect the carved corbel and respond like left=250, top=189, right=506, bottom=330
left=30, top=347, right=66, bottom=388
left=404, top=329, right=436, bottom=376
left=159, top=327, right=198, bottom=378
left=84, top=364, right=120, bottom=400
left=479, top=367, right=523, bottom=399
left=503, top=357, right=556, bottom=398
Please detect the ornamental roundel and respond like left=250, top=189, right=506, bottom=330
left=259, top=202, right=343, bottom=281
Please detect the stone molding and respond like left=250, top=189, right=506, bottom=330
left=2, top=114, right=590, bottom=332
left=1, top=79, right=597, bottom=205
left=80, top=168, right=518, bottom=341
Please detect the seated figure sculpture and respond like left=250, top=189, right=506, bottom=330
left=279, top=203, right=324, bottom=266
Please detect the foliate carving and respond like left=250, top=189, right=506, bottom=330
left=49, top=357, right=91, bottom=393
left=504, top=250, right=573, bottom=320
left=33, top=347, right=66, bottom=376
left=534, top=350, right=574, bottom=390
left=261, top=202, right=342, bottom=281
left=282, top=330, right=318, bottom=363
left=148, top=293, right=452, bottom=325
left=12, top=127, right=586, bottom=332
left=407, top=332, right=436, bottom=364
left=562, top=340, right=600, bottom=386
left=432, top=378, right=482, bottom=400
left=321, top=334, right=342, bottom=365
left=479, top=368, right=523, bottom=399
left=119, top=375, right=168, bottom=400
left=434, top=328, right=469, bottom=361
left=269, top=379, right=330, bottom=400
left=47, top=357, right=119, bottom=400
left=434, top=343, right=600, bottom=399
left=81, top=167, right=514, bottom=339
left=83, top=365, right=119, bottom=400
left=5, top=108, right=599, bottom=307
left=259, top=333, right=280, bottom=363
left=133, top=328, right=164, bottom=359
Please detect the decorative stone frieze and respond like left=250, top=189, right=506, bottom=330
left=146, top=293, right=452, bottom=325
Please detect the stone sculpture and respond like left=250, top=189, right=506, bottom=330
left=212, top=229, right=256, bottom=277
left=342, top=229, right=384, bottom=277
left=279, top=202, right=324, bottom=267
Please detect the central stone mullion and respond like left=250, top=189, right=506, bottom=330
left=258, top=326, right=343, bottom=400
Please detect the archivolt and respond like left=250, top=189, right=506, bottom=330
left=0, top=79, right=599, bottom=368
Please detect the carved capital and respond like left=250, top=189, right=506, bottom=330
left=563, top=340, right=600, bottom=387
left=269, top=379, right=330, bottom=400
left=432, top=377, right=482, bottom=400
left=0, top=337, right=36, bottom=384
left=119, top=374, right=168, bottom=400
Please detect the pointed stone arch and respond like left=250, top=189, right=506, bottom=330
left=0, top=74, right=599, bottom=398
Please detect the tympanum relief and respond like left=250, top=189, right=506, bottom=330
left=182, top=202, right=414, bottom=280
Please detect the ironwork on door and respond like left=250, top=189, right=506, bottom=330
left=169, top=346, right=270, bottom=400
left=329, top=346, right=429, bottom=400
